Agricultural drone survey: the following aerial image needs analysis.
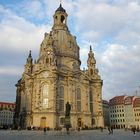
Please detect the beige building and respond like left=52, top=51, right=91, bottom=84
left=109, top=95, right=140, bottom=129
left=14, top=4, right=104, bottom=129
left=133, top=98, right=140, bottom=128
left=0, top=102, right=15, bottom=127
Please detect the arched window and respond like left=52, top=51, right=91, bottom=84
left=46, top=58, right=49, bottom=64
left=89, top=89, right=93, bottom=113
left=76, top=88, right=81, bottom=112
left=90, top=69, right=93, bottom=75
left=58, top=86, right=64, bottom=111
left=92, top=118, right=95, bottom=125
left=42, top=84, right=49, bottom=108
left=73, top=62, right=77, bottom=70
left=61, top=15, right=65, bottom=23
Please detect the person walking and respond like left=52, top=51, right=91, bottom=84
left=108, top=127, right=111, bottom=134
left=110, top=126, right=113, bottom=134
left=44, top=127, right=46, bottom=134
left=132, top=127, right=136, bottom=136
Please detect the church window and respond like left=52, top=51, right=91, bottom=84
left=68, top=41, right=71, bottom=48
left=58, top=86, right=64, bottom=111
left=76, top=88, right=81, bottom=112
left=89, top=90, right=93, bottom=113
left=73, top=62, right=77, bottom=70
left=61, top=15, right=65, bottom=23
left=46, top=58, right=48, bottom=64
left=42, top=85, right=49, bottom=108
left=43, top=85, right=48, bottom=97
left=90, top=69, right=93, bottom=75
left=43, top=98, right=49, bottom=108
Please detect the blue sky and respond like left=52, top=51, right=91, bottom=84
left=0, top=0, right=140, bottom=102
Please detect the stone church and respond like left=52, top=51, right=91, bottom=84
left=14, top=4, right=104, bottom=129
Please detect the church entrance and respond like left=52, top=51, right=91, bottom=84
left=40, top=117, right=46, bottom=128
left=77, top=118, right=82, bottom=127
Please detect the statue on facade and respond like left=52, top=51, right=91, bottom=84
left=65, top=102, right=71, bottom=134
left=65, top=102, right=71, bottom=117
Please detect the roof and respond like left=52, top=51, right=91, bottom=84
left=0, top=102, right=15, bottom=105
left=56, top=4, right=66, bottom=13
left=102, top=100, right=109, bottom=104
left=124, top=96, right=134, bottom=105
left=109, top=95, right=140, bottom=106
left=109, top=95, right=126, bottom=105
left=133, top=97, right=140, bottom=107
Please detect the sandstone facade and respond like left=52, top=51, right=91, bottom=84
left=14, top=4, right=104, bottom=129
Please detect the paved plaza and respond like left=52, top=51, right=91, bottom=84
left=0, top=129, right=140, bottom=140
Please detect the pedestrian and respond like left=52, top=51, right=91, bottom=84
left=132, top=127, right=136, bottom=136
left=100, top=127, right=103, bottom=132
left=108, top=127, right=111, bottom=134
left=110, top=126, right=113, bottom=134
left=44, top=127, right=46, bottom=134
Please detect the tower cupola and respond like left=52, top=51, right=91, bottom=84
left=52, top=4, right=68, bottom=31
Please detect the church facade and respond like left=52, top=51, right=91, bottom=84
left=14, top=4, right=104, bottom=129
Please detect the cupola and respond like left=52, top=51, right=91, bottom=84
left=52, top=4, right=68, bottom=31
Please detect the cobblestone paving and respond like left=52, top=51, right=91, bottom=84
left=0, top=129, right=140, bottom=140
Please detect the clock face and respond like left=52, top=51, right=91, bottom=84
left=43, top=72, right=49, bottom=77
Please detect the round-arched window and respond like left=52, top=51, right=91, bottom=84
left=61, top=15, right=65, bottom=23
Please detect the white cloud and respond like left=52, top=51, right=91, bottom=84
left=0, top=5, right=51, bottom=53
left=74, top=1, right=140, bottom=43
left=0, top=66, right=23, bottom=75
left=21, top=0, right=45, bottom=19
left=97, top=44, right=140, bottom=100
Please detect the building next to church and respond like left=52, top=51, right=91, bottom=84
left=0, top=102, right=15, bottom=128
left=14, top=4, right=104, bottom=129
left=102, top=100, right=110, bottom=128
left=109, top=95, right=140, bottom=129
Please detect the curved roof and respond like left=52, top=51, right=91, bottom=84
left=56, top=4, right=66, bottom=13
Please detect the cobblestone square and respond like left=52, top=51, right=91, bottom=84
left=0, top=129, right=140, bottom=140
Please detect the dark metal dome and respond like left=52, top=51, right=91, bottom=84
left=56, top=4, right=66, bottom=12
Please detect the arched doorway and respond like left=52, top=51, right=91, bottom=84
left=40, top=117, right=46, bottom=128
left=92, top=118, right=95, bottom=126
left=77, top=118, right=82, bottom=127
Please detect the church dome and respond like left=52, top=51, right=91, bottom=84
left=55, top=4, right=66, bottom=13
